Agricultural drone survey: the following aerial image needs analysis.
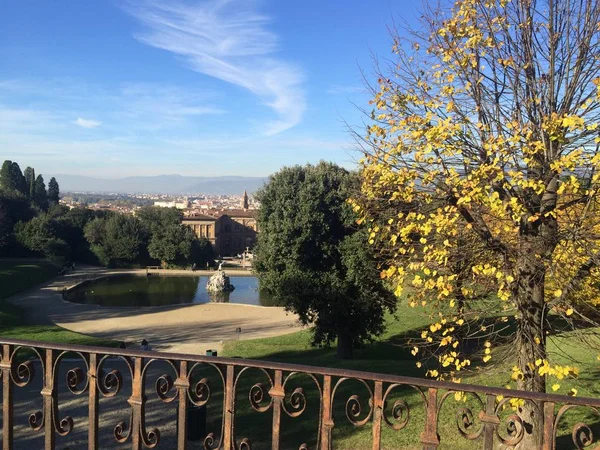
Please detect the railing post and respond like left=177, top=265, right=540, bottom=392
left=88, top=353, right=98, bottom=450
left=42, top=349, right=55, bottom=449
left=175, top=361, right=190, bottom=450
left=420, top=388, right=439, bottom=450
left=542, top=401, right=555, bottom=450
left=372, top=381, right=383, bottom=450
left=320, top=375, right=333, bottom=450
left=2, top=344, right=13, bottom=450
left=128, top=356, right=143, bottom=450
left=223, top=364, right=235, bottom=450
left=269, top=370, right=284, bottom=450
left=480, top=393, right=500, bottom=450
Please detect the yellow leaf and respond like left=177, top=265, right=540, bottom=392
left=552, top=384, right=560, bottom=391
left=553, top=289, right=562, bottom=298
left=566, top=308, right=574, bottom=316
left=482, top=355, right=492, bottom=363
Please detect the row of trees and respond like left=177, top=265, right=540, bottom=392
left=0, top=160, right=59, bottom=210
left=83, top=207, right=214, bottom=267
left=10, top=204, right=215, bottom=268
left=1, top=161, right=214, bottom=267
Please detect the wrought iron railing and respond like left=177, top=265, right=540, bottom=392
left=0, top=338, right=598, bottom=449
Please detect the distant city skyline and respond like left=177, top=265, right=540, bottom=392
left=0, top=0, right=422, bottom=177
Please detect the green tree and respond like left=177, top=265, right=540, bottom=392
left=47, top=177, right=60, bottom=204
left=254, top=162, right=396, bottom=358
left=0, top=161, right=27, bottom=195
left=15, top=214, right=71, bottom=265
left=137, top=206, right=182, bottom=233
left=148, top=224, right=194, bottom=266
left=138, top=206, right=211, bottom=267
left=84, top=214, right=146, bottom=266
left=11, top=162, right=27, bottom=196
left=33, top=174, right=48, bottom=210
left=23, top=167, right=35, bottom=200
left=0, top=161, right=11, bottom=190
left=0, top=188, right=35, bottom=255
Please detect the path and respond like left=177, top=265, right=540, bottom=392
left=6, top=266, right=301, bottom=354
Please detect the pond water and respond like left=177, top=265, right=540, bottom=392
left=66, top=275, right=278, bottom=307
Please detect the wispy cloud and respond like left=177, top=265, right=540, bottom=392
left=125, top=0, right=306, bottom=135
left=74, top=117, right=102, bottom=128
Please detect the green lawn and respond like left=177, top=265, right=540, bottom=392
left=0, top=260, right=58, bottom=300
left=221, top=305, right=600, bottom=449
left=0, top=260, right=118, bottom=347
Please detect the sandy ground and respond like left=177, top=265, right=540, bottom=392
left=5, top=266, right=301, bottom=354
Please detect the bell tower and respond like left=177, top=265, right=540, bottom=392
left=242, top=189, right=249, bottom=210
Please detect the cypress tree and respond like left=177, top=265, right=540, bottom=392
left=48, top=177, right=60, bottom=204
left=33, top=174, right=48, bottom=210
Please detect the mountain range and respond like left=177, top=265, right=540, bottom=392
left=56, top=174, right=268, bottom=195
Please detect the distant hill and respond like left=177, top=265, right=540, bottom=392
left=56, top=174, right=267, bottom=195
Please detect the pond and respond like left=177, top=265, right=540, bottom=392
left=65, top=275, right=278, bottom=307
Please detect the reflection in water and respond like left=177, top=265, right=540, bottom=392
left=67, top=275, right=279, bottom=307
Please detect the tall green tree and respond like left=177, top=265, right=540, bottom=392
left=23, top=167, right=35, bottom=200
left=48, top=177, right=60, bottom=204
left=33, top=174, right=48, bottom=210
left=0, top=187, right=35, bottom=255
left=0, top=161, right=27, bottom=195
left=0, top=161, right=11, bottom=190
left=254, top=162, right=396, bottom=358
left=10, top=162, right=27, bottom=195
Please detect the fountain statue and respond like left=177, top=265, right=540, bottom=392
left=206, top=269, right=235, bottom=294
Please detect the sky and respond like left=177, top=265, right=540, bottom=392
left=0, top=0, right=423, bottom=178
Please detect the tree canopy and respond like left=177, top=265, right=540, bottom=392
left=254, top=162, right=396, bottom=358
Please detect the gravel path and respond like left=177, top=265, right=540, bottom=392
left=5, top=266, right=301, bottom=355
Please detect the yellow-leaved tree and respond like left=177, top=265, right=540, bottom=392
left=354, top=0, right=600, bottom=421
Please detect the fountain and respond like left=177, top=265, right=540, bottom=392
left=206, top=269, right=235, bottom=294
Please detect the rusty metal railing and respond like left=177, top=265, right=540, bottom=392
left=0, top=338, right=598, bottom=449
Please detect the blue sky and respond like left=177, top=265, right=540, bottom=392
left=0, top=0, right=422, bottom=178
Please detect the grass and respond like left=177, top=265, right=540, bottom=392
left=221, top=305, right=600, bottom=449
left=0, top=259, right=118, bottom=347
left=0, top=260, right=58, bottom=300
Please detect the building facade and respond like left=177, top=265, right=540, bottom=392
left=182, top=193, right=257, bottom=257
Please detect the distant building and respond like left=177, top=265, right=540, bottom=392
left=154, top=200, right=190, bottom=209
left=182, top=192, right=258, bottom=257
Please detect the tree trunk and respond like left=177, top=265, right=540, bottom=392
left=337, top=332, right=353, bottom=359
left=513, top=251, right=547, bottom=449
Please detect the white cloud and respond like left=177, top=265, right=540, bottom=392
left=74, top=117, right=101, bottom=128
left=125, top=0, right=306, bottom=135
